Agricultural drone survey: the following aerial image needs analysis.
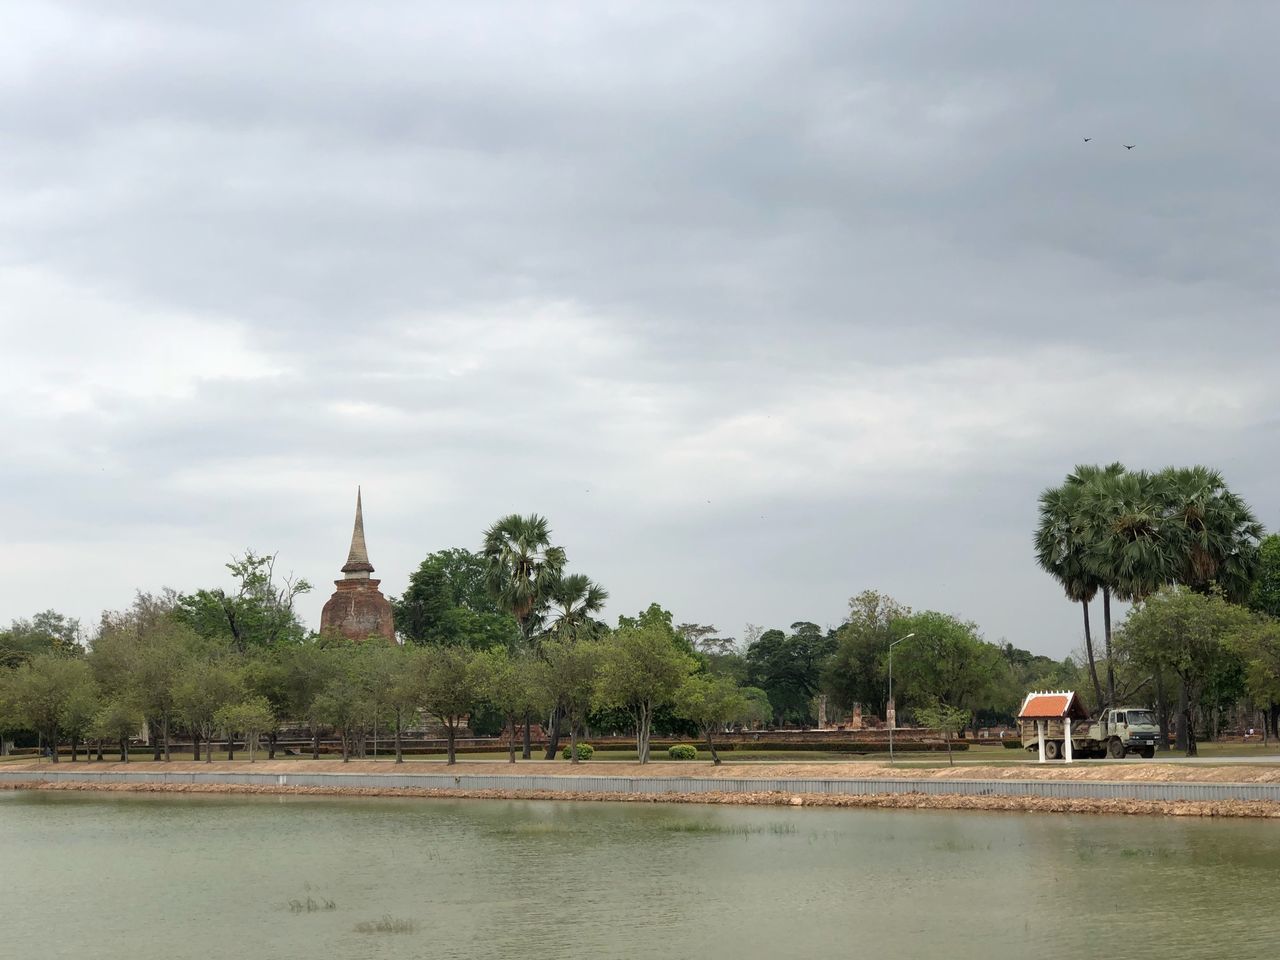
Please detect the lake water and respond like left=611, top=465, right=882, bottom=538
left=3, top=791, right=1277, bottom=960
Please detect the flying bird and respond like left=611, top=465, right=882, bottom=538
left=1083, top=137, right=1091, bottom=142
left=1124, top=144, right=1136, bottom=150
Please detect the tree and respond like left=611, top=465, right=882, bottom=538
left=745, top=622, right=836, bottom=726
left=393, top=548, right=519, bottom=649
left=476, top=647, right=544, bottom=763
left=1156, top=466, right=1263, bottom=602
left=176, top=550, right=311, bottom=652
left=418, top=645, right=485, bottom=764
left=673, top=674, right=750, bottom=765
left=1231, top=617, right=1280, bottom=741
left=1035, top=475, right=1111, bottom=710
left=174, top=663, right=244, bottom=763
left=10, top=656, right=97, bottom=762
left=596, top=623, right=695, bottom=763
left=1, top=610, right=82, bottom=667
left=481, top=515, right=566, bottom=645
left=914, top=702, right=970, bottom=766
left=93, top=697, right=144, bottom=763
left=890, top=612, right=1008, bottom=722
left=59, top=679, right=100, bottom=763
left=1249, top=534, right=1280, bottom=619
left=823, top=590, right=912, bottom=719
left=273, top=641, right=334, bottom=760
left=312, top=646, right=378, bottom=762
left=539, top=638, right=601, bottom=764
left=545, top=574, right=609, bottom=643
left=214, top=697, right=275, bottom=762
left=1116, top=586, right=1253, bottom=756
left=364, top=644, right=423, bottom=763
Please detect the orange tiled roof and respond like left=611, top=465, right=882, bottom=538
left=1019, top=693, right=1070, bottom=719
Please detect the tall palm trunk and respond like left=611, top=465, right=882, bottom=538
left=1080, top=599, right=1104, bottom=712
left=1102, top=587, right=1116, bottom=706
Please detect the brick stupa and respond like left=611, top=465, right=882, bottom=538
left=319, top=488, right=396, bottom=643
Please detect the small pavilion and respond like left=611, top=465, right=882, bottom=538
left=1017, top=690, right=1089, bottom=763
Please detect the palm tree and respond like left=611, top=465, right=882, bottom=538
left=481, top=514, right=566, bottom=646
left=1035, top=481, right=1105, bottom=711
left=545, top=574, right=609, bottom=643
left=1155, top=466, right=1263, bottom=602
left=541, top=573, right=609, bottom=758
left=1077, top=467, right=1173, bottom=705
left=481, top=514, right=566, bottom=759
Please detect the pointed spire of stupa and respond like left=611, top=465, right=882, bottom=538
left=341, top=486, right=375, bottom=578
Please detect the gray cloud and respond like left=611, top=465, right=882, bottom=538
left=2, top=1, right=1277, bottom=654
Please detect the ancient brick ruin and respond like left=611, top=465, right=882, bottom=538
left=319, top=488, right=396, bottom=643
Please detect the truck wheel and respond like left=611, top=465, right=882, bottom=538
left=1139, top=747, right=1155, bottom=759
left=1044, top=739, right=1062, bottom=760
left=1107, top=738, right=1125, bottom=759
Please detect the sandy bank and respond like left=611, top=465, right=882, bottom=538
left=5, top=757, right=1280, bottom=783
left=4, top=777, right=1279, bottom=819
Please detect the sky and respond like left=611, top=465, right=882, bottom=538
left=2, top=2, right=1278, bottom=657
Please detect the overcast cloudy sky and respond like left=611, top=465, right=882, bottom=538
left=2, top=2, right=1277, bottom=656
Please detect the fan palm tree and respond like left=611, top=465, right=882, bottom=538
left=545, top=574, right=610, bottom=643
left=481, top=514, right=567, bottom=646
left=540, top=573, right=609, bottom=758
left=1077, top=467, right=1175, bottom=704
left=1035, top=481, right=1105, bottom=711
left=1155, top=466, right=1263, bottom=602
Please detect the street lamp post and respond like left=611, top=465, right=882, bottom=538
left=888, top=632, right=916, bottom=766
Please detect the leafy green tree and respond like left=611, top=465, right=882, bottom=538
left=745, top=622, right=836, bottom=726
left=176, top=550, right=311, bottom=652
left=1230, top=617, right=1280, bottom=740
left=273, top=641, right=334, bottom=759
left=1249, top=534, right=1280, bottom=619
left=417, top=645, right=485, bottom=764
left=914, top=702, right=970, bottom=766
left=10, top=656, right=97, bottom=762
left=538, top=638, right=601, bottom=764
left=1116, top=586, right=1253, bottom=755
left=477, top=647, right=545, bottom=763
left=312, top=645, right=379, bottom=762
left=93, top=697, right=145, bottom=763
left=363, top=644, right=423, bottom=763
left=59, top=678, right=101, bottom=762
left=174, top=663, right=244, bottom=763
left=823, top=590, right=912, bottom=720
left=596, top=623, right=696, bottom=763
left=214, top=697, right=275, bottom=763
left=545, top=574, right=609, bottom=642
left=0, top=610, right=82, bottom=667
left=673, top=674, right=750, bottom=765
left=891, top=612, right=1008, bottom=724
left=393, top=548, right=519, bottom=648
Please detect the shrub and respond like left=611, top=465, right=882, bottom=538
left=561, top=743, right=594, bottom=761
left=668, top=744, right=698, bottom=760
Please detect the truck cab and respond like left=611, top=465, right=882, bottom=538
left=1100, top=707, right=1160, bottom=758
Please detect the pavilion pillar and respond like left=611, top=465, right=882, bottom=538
left=1037, top=721, right=1046, bottom=763
left=1063, top=717, right=1073, bottom=763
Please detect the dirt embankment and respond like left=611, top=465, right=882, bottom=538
left=5, top=757, right=1280, bottom=783
left=3, top=777, right=1279, bottom=819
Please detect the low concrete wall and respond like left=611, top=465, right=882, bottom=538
left=4, top=768, right=1280, bottom=804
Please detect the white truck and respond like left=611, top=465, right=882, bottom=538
left=1019, top=706, right=1161, bottom=760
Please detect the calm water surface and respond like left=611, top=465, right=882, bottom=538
left=3, top=791, right=1277, bottom=960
